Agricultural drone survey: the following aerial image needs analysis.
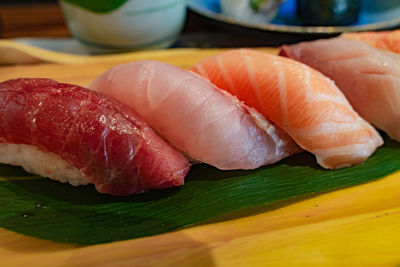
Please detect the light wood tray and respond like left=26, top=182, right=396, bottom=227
left=1, top=40, right=400, bottom=266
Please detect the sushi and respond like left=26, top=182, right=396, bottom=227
left=0, top=78, right=190, bottom=196
left=192, top=48, right=383, bottom=169
left=89, top=60, right=300, bottom=170
left=280, top=38, right=400, bottom=142
left=342, top=30, right=400, bottom=54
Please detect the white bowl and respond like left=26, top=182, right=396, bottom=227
left=59, top=0, right=187, bottom=54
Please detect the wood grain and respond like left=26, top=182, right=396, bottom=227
left=0, top=4, right=70, bottom=38
left=1, top=171, right=400, bottom=266
left=0, top=47, right=400, bottom=266
left=0, top=40, right=277, bottom=65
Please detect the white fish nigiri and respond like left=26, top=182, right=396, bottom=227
left=280, top=38, right=400, bottom=141
left=89, top=60, right=299, bottom=170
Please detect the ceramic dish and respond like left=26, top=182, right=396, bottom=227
left=187, top=0, right=400, bottom=34
left=60, top=0, right=187, bottom=53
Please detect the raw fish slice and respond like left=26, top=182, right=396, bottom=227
left=89, top=60, right=299, bottom=170
left=280, top=38, right=400, bottom=142
left=0, top=78, right=190, bottom=196
left=192, top=48, right=383, bottom=169
left=342, top=30, right=400, bottom=53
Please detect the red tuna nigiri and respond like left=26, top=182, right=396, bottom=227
left=0, top=78, right=190, bottom=196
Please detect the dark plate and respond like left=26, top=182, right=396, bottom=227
left=188, top=0, right=400, bottom=34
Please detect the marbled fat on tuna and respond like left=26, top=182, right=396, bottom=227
left=0, top=78, right=190, bottom=196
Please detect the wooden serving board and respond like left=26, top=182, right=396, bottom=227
left=1, top=41, right=400, bottom=266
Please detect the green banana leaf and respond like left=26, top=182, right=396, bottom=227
left=0, top=136, right=399, bottom=244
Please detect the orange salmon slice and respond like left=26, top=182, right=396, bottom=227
left=192, top=48, right=383, bottom=169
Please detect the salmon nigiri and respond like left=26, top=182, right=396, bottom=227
left=192, top=49, right=383, bottom=169
left=280, top=38, right=400, bottom=142
left=89, top=60, right=299, bottom=170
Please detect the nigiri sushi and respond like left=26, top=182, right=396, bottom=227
left=280, top=38, right=400, bottom=142
left=192, top=48, right=383, bottom=169
left=0, top=78, right=190, bottom=196
left=342, top=30, right=400, bottom=53
left=89, top=60, right=299, bottom=170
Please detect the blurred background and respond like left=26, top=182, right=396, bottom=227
left=1, top=0, right=400, bottom=50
